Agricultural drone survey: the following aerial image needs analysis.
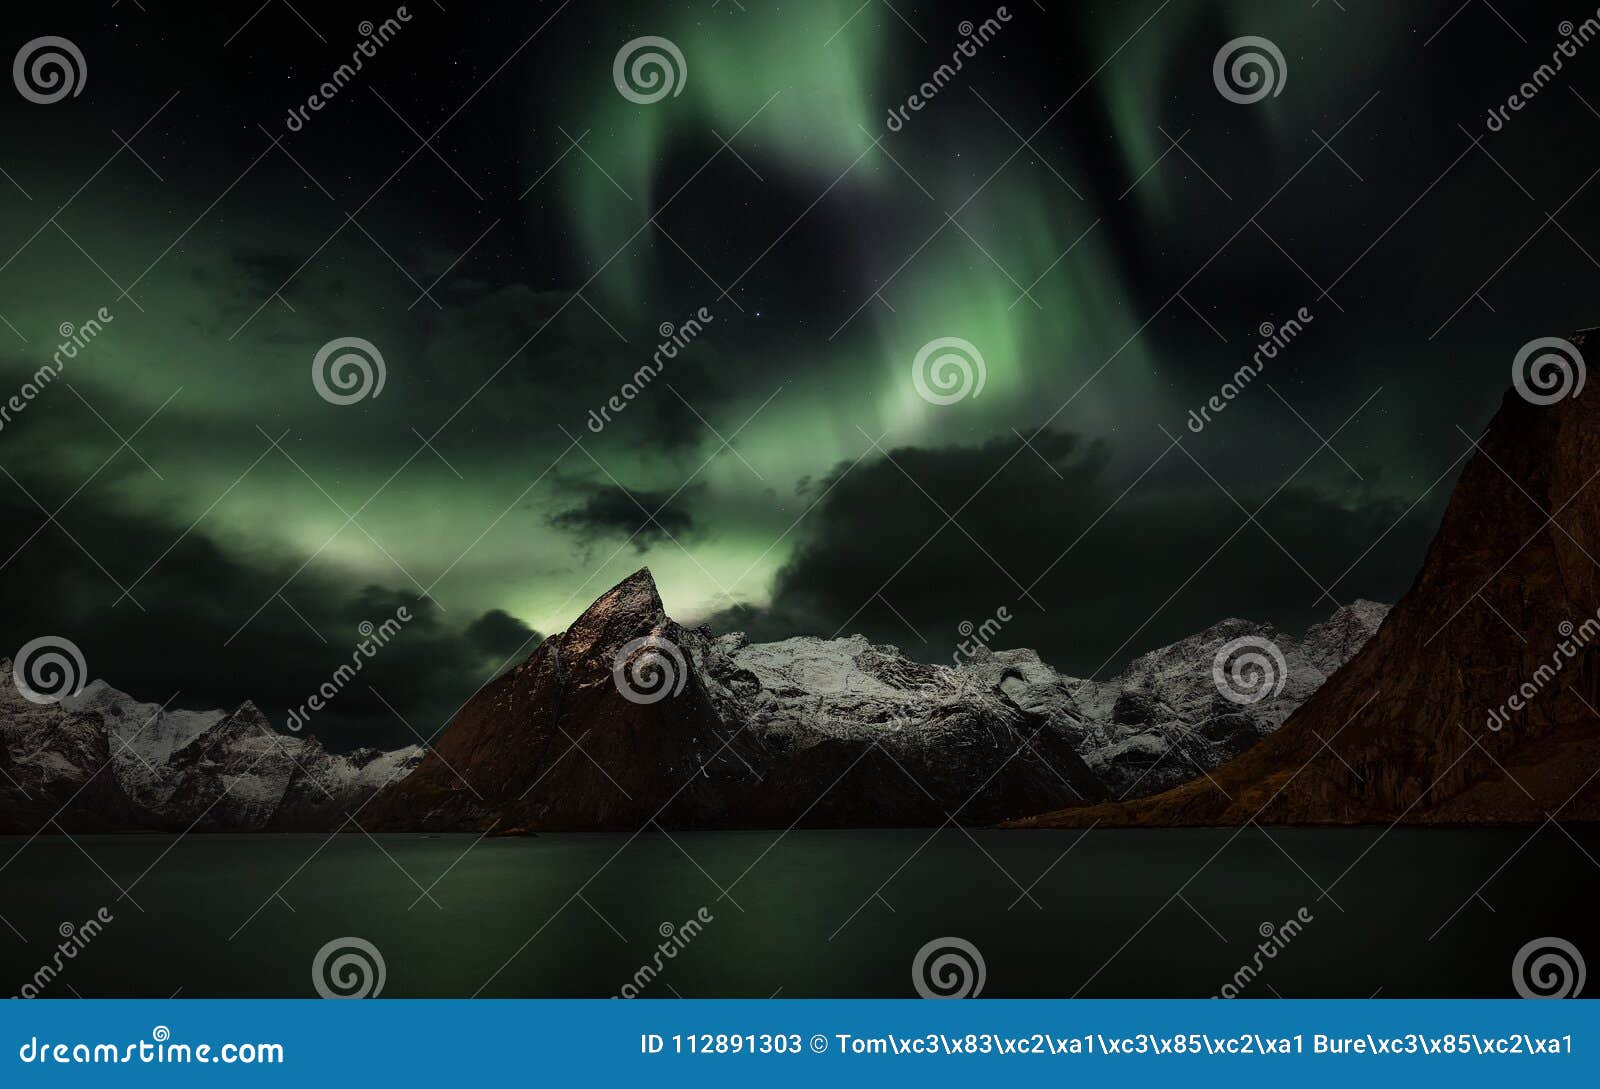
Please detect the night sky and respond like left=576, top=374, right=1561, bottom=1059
left=3, top=0, right=1598, bottom=749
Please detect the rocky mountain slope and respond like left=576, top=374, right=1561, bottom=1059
left=975, top=601, right=1386, bottom=798
left=0, top=662, right=421, bottom=833
left=1016, top=354, right=1600, bottom=828
left=365, top=570, right=1381, bottom=831
left=0, top=666, right=137, bottom=832
left=365, top=570, right=1106, bottom=830
left=0, top=584, right=1383, bottom=834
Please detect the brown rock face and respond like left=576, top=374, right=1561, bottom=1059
left=369, top=568, right=1104, bottom=831
left=1017, top=347, right=1600, bottom=828
left=367, top=570, right=756, bottom=831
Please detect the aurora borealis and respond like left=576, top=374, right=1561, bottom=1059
left=3, top=0, right=1599, bottom=748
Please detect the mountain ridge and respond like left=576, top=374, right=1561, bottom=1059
left=363, top=571, right=1382, bottom=831
left=1014, top=361, right=1600, bottom=828
left=0, top=585, right=1383, bottom=832
left=0, top=659, right=423, bottom=833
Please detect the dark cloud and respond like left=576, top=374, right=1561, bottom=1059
left=464, top=608, right=542, bottom=662
left=0, top=490, right=529, bottom=752
left=705, top=430, right=1441, bottom=676
left=549, top=482, right=705, bottom=552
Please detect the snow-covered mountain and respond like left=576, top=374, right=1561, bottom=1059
left=0, top=662, right=421, bottom=833
left=692, top=601, right=1386, bottom=807
left=370, top=569, right=1388, bottom=831
left=0, top=587, right=1385, bottom=832
left=976, top=602, right=1389, bottom=798
left=369, top=571, right=1107, bottom=831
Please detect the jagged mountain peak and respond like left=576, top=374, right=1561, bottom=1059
left=560, top=567, right=666, bottom=663
left=0, top=666, right=421, bottom=832
left=367, top=565, right=1391, bottom=830
left=1, top=577, right=1388, bottom=832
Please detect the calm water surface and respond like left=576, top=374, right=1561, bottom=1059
left=1, top=827, right=1595, bottom=998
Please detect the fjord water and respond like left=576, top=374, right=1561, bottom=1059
left=2, top=828, right=1595, bottom=998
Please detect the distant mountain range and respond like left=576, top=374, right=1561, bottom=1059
left=0, top=669, right=419, bottom=833
left=365, top=571, right=1383, bottom=831
left=0, top=576, right=1383, bottom=832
